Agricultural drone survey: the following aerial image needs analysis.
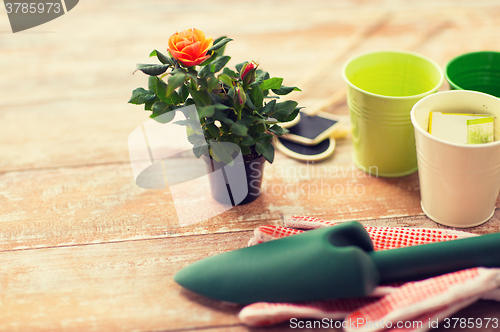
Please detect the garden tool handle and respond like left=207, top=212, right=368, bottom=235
left=370, top=232, right=500, bottom=283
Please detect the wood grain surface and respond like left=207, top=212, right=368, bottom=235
left=1, top=0, right=500, bottom=331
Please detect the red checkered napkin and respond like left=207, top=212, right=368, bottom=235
left=344, top=267, right=500, bottom=332
left=248, top=216, right=476, bottom=249
left=239, top=298, right=379, bottom=327
left=239, top=216, right=500, bottom=330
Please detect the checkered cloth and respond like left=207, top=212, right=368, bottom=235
left=239, top=216, right=500, bottom=331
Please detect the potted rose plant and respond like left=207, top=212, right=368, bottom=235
left=128, top=28, right=301, bottom=204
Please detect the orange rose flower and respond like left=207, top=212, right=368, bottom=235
left=168, top=29, right=214, bottom=67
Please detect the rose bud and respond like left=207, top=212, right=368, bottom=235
left=235, top=85, right=247, bottom=106
left=241, top=62, right=258, bottom=87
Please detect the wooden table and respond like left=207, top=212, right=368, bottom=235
left=1, top=0, right=500, bottom=330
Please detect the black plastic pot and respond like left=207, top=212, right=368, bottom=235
left=202, top=154, right=266, bottom=206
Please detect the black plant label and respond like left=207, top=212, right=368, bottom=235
left=4, top=0, right=79, bottom=33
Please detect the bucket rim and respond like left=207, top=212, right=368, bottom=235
left=342, top=50, right=444, bottom=100
left=410, top=90, right=500, bottom=149
left=445, top=50, right=500, bottom=91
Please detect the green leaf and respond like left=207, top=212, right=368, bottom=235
left=219, top=117, right=235, bottom=126
left=240, top=145, right=251, bottom=155
left=199, top=52, right=218, bottom=67
left=213, top=108, right=235, bottom=125
left=155, top=78, right=168, bottom=102
left=205, top=123, right=220, bottom=137
left=167, top=91, right=183, bottom=105
left=186, top=70, right=198, bottom=84
left=211, top=56, right=231, bottom=73
left=170, top=68, right=187, bottom=76
left=220, top=122, right=231, bottom=134
left=261, top=99, right=276, bottom=115
left=268, top=100, right=298, bottom=119
left=256, top=132, right=273, bottom=143
left=174, top=119, right=201, bottom=128
left=282, top=108, right=301, bottom=122
left=209, top=37, right=233, bottom=51
left=167, top=73, right=186, bottom=97
left=231, top=122, right=248, bottom=136
left=193, top=140, right=209, bottom=158
left=128, top=88, right=156, bottom=105
left=250, top=87, right=264, bottom=108
left=256, top=142, right=274, bottom=163
left=245, top=94, right=256, bottom=111
left=136, top=63, right=170, bottom=76
left=207, top=76, right=219, bottom=92
left=148, top=76, right=158, bottom=93
left=199, top=55, right=230, bottom=78
left=197, top=105, right=215, bottom=118
left=149, top=50, right=174, bottom=66
left=197, top=77, right=208, bottom=91
left=199, top=65, right=211, bottom=78
left=218, top=73, right=234, bottom=87
left=144, top=99, right=155, bottom=111
left=240, top=136, right=256, bottom=146
left=220, top=135, right=239, bottom=144
left=209, top=141, right=237, bottom=165
left=214, top=104, right=231, bottom=111
left=190, top=89, right=212, bottom=107
left=151, top=111, right=175, bottom=123
left=151, top=101, right=170, bottom=114
left=153, top=78, right=182, bottom=105
left=272, top=85, right=302, bottom=95
left=259, top=69, right=269, bottom=77
left=179, top=84, right=189, bottom=102
left=235, top=62, right=246, bottom=74
left=239, top=114, right=255, bottom=127
left=259, top=77, right=283, bottom=91
left=268, top=124, right=285, bottom=135
left=257, top=123, right=268, bottom=133
left=156, top=80, right=182, bottom=105
left=247, top=124, right=258, bottom=136
left=212, top=36, right=227, bottom=45
left=187, top=133, right=205, bottom=145
left=222, top=67, right=238, bottom=78
left=150, top=102, right=175, bottom=123
left=252, top=70, right=270, bottom=87
left=252, top=111, right=266, bottom=120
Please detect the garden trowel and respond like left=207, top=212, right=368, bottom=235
left=175, top=221, right=500, bottom=304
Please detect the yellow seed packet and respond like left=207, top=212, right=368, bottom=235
left=428, top=112, right=494, bottom=144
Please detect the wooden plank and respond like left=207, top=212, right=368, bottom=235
left=0, top=232, right=249, bottom=331
left=0, top=100, right=149, bottom=172
left=1, top=3, right=500, bottom=172
left=1, top=230, right=499, bottom=332
left=2, top=1, right=500, bottom=330
left=1, top=152, right=499, bottom=251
